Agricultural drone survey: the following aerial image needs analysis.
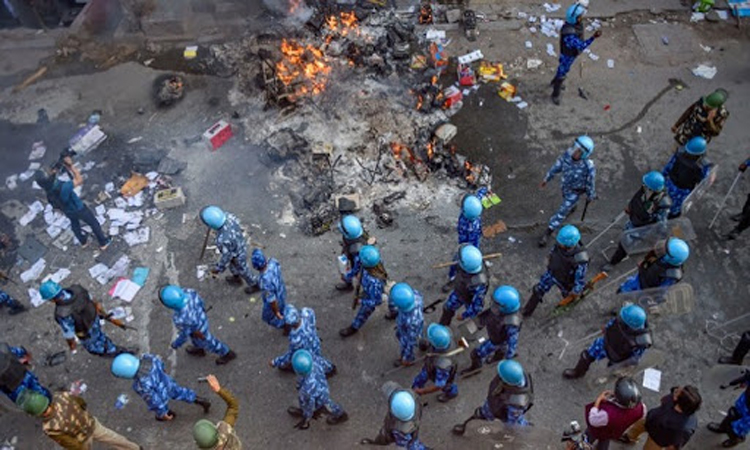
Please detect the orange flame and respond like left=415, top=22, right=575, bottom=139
left=426, top=141, right=434, bottom=160
left=276, top=39, right=332, bottom=100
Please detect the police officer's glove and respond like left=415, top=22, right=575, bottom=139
left=739, top=162, right=748, bottom=173
left=294, top=418, right=310, bottom=430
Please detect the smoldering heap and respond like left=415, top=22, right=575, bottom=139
left=216, top=1, right=494, bottom=235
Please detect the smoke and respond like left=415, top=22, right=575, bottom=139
left=262, top=0, right=314, bottom=25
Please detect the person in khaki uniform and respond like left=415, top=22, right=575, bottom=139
left=16, top=388, right=140, bottom=450
left=193, top=375, right=241, bottom=449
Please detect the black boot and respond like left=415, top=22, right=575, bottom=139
left=452, top=408, right=482, bottom=436
left=437, top=392, right=456, bottom=403
left=8, top=302, right=27, bottom=315
left=244, top=284, right=260, bottom=295
left=723, top=434, right=745, bottom=448
left=438, top=308, right=455, bottom=327
left=708, top=422, right=726, bottom=433
left=335, top=279, right=354, bottom=291
left=563, top=351, right=594, bottom=379
left=186, top=346, right=207, bottom=356
left=339, top=326, right=358, bottom=338
left=194, top=396, right=211, bottom=414
left=719, top=332, right=750, bottom=365
left=287, top=406, right=304, bottom=417
left=326, top=365, right=338, bottom=378
left=551, top=77, right=564, bottom=105
left=460, top=350, right=483, bottom=375
left=522, top=289, right=543, bottom=318
left=216, top=350, right=237, bottom=365
left=537, top=228, right=553, bottom=248
left=326, top=412, right=349, bottom=425
left=384, top=310, right=398, bottom=321
left=225, top=275, right=243, bottom=286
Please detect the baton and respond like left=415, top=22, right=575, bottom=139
left=198, top=227, right=211, bottom=260
left=431, top=252, right=502, bottom=269
left=708, top=171, right=743, bottom=230
left=587, top=212, right=626, bottom=247
left=580, top=198, right=591, bottom=222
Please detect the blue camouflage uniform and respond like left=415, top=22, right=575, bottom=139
left=0, top=289, right=23, bottom=311
left=258, top=258, right=287, bottom=329
left=132, top=353, right=197, bottom=418
left=448, top=188, right=487, bottom=281
left=729, top=390, right=750, bottom=439
left=535, top=261, right=588, bottom=298
left=391, top=431, right=427, bottom=450
left=544, top=148, right=596, bottom=231
left=619, top=272, right=677, bottom=293
left=476, top=324, right=519, bottom=362
left=171, top=289, right=230, bottom=357
left=215, top=214, right=258, bottom=287
left=55, top=302, right=118, bottom=356
left=273, top=307, right=334, bottom=374
left=396, top=291, right=425, bottom=363
left=662, top=154, right=712, bottom=217
left=412, top=358, right=458, bottom=399
left=1, top=345, right=51, bottom=403
left=586, top=319, right=646, bottom=363
left=479, top=401, right=529, bottom=426
left=444, top=266, right=488, bottom=321
left=351, top=268, right=386, bottom=330
left=297, top=360, right=345, bottom=421
left=555, top=34, right=595, bottom=80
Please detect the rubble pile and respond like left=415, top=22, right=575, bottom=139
left=216, top=6, right=496, bottom=235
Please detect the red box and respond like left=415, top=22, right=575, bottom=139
left=203, top=120, right=233, bottom=151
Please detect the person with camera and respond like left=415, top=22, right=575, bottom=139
left=584, top=378, right=646, bottom=450
left=34, top=156, right=110, bottom=251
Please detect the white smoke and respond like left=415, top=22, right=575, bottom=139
left=263, top=0, right=314, bottom=25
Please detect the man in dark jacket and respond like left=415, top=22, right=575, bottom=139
left=621, top=385, right=701, bottom=449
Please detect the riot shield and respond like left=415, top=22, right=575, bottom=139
left=619, top=217, right=696, bottom=255
left=616, top=283, right=694, bottom=316
left=702, top=365, right=750, bottom=393
left=459, top=421, right=560, bottom=449
left=682, top=164, right=719, bottom=214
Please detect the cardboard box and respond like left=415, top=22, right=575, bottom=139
left=154, top=187, right=186, bottom=210
left=202, top=120, right=233, bottom=151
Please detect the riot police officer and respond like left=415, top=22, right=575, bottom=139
left=461, top=286, right=522, bottom=375
left=618, top=237, right=688, bottom=293
left=662, top=136, right=713, bottom=218
left=439, top=244, right=489, bottom=327
left=336, top=215, right=370, bottom=291
left=412, top=324, right=458, bottom=403
left=361, top=388, right=429, bottom=449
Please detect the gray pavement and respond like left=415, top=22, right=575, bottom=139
left=0, top=1, right=749, bottom=449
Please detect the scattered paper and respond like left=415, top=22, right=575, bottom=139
left=425, top=29, right=446, bottom=41
left=527, top=58, right=543, bottom=69
left=127, top=137, right=143, bottom=144
left=6, top=175, right=18, bottom=190
left=458, top=50, right=484, bottom=65
left=20, top=258, right=46, bottom=283
left=690, top=12, right=705, bottom=22
left=105, top=182, right=115, bottom=193
left=516, top=101, right=529, bottom=109
left=19, top=201, right=44, bottom=226
left=716, top=10, right=728, bottom=20
left=699, top=44, right=712, bottom=52
left=96, top=256, right=131, bottom=285
left=146, top=172, right=159, bottom=181
left=643, top=368, right=662, bottom=392
left=29, top=142, right=46, bottom=160
left=132, top=267, right=149, bottom=286
left=543, top=3, right=561, bottom=12
left=46, top=225, right=63, bottom=239
left=114, top=197, right=128, bottom=209
left=89, top=263, right=109, bottom=279
left=546, top=43, right=556, bottom=57
left=111, top=278, right=141, bottom=303
left=525, top=41, right=533, bottom=49
left=607, top=59, right=615, bottom=69
left=123, top=227, right=150, bottom=247
left=29, top=288, right=44, bottom=307
left=692, top=64, right=717, bottom=79
left=45, top=268, right=71, bottom=284
left=196, top=265, right=209, bottom=281
left=95, top=205, right=106, bottom=216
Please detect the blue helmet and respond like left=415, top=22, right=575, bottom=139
left=663, top=237, right=689, bottom=266
left=492, top=285, right=521, bottom=314
left=497, top=360, right=525, bottom=387
left=619, top=305, right=647, bottom=330
left=426, top=323, right=452, bottom=351
left=556, top=225, right=581, bottom=247
left=360, top=245, right=381, bottom=268
left=642, top=171, right=665, bottom=192
left=292, top=350, right=313, bottom=375
left=284, top=304, right=300, bottom=327
left=574, top=135, right=594, bottom=158
left=462, top=195, right=483, bottom=220
left=565, top=2, right=587, bottom=24
left=338, top=215, right=363, bottom=240
left=390, top=283, right=416, bottom=312
left=160, top=285, right=187, bottom=310
left=684, top=137, right=707, bottom=156
left=39, top=280, right=62, bottom=301
left=459, top=245, right=483, bottom=274
left=111, top=353, right=140, bottom=379
left=200, top=206, right=227, bottom=230
left=390, top=391, right=416, bottom=421
left=251, top=249, right=266, bottom=270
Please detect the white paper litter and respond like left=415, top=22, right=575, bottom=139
left=692, top=64, right=717, bottom=79
left=146, top=171, right=159, bottom=181
left=96, top=255, right=131, bottom=285
left=29, top=288, right=44, bottom=307
left=19, top=201, right=44, bottom=226
left=716, top=10, right=728, bottom=20
left=123, top=227, right=150, bottom=247
left=95, top=205, right=106, bottom=216
left=543, top=3, right=561, bottom=12
left=586, top=51, right=600, bottom=61
left=127, top=137, right=143, bottom=144
left=425, top=29, right=446, bottom=41
left=45, top=268, right=71, bottom=284
left=29, top=142, right=46, bottom=160
left=643, top=368, right=662, bottom=392
left=89, top=263, right=109, bottom=279
left=699, top=44, right=712, bottom=52
left=127, top=192, right=144, bottom=207
left=458, top=50, right=484, bottom=65
left=516, top=101, right=529, bottom=109
left=546, top=43, right=556, bottom=57
left=109, top=226, right=120, bottom=236
left=46, top=225, right=63, bottom=239
left=607, top=59, right=615, bottom=69
left=111, top=279, right=141, bottom=303
left=20, top=258, right=46, bottom=283
left=105, top=182, right=115, bottom=193
left=81, top=161, right=96, bottom=172
left=196, top=265, right=208, bottom=281
left=18, top=169, right=36, bottom=182
left=529, top=26, right=537, bottom=33
left=690, top=12, right=705, bottom=22
left=114, top=197, right=128, bottom=209
left=6, top=175, right=18, bottom=190
left=525, top=41, right=533, bottom=49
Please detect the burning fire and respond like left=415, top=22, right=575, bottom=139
left=326, top=11, right=359, bottom=41
left=426, top=140, right=434, bottom=160
left=276, top=39, right=332, bottom=100
left=419, top=3, right=433, bottom=24
left=391, top=142, right=417, bottom=163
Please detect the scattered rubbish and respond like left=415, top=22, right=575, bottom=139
left=478, top=61, right=506, bottom=81
left=110, top=278, right=141, bottom=303
left=525, top=41, right=533, bottom=49
left=457, top=50, right=484, bottom=65
left=184, top=46, right=198, bottom=59
left=690, top=12, right=705, bottom=22
left=132, top=267, right=149, bottom=286
left=28, top=142, right=46, bottom=160
left=69, top=125, right=107, bottom=155
left=526, top=58, right=543, bottom=70
left=586, top=51, right=599, bottom=61
left=123, top=227, right=150, bottom=247
left=458, top=63, right=476, bottom=86
left=5, top=175, right=17, bottom=190
left=715, top=9, right=728, bottom=20
left=483, top=220, right=507, bottom=238
left=70, top=380, right=87, bottom=395
left=45, top=268, right=71, bottom=284
left=154, top=188, right=186, bottom=210
left=434, top=124, right=458, bottom=144
left=20, top=258, right=46, bottom=283
left=203, top=120, right=233, bottom=151
left=516, top=101, right=528, bottom=109
left=196, top=265, right=208, bottom=281
left=607, top=59, right=615, bottom=69
left=498, top=82, right=517, bottom=101
left=120, top=173, right=149, bottom=197
left=229, top=317, right=236, bottom=323
left=508, top=236, right=518, bottom=243
left=699, top=44, right=712, bottom=52
left=543, top=3, right=562, bottom=12
left=143, top=59, right=154, bottom=67
left=692, top=64, right=717, bottom=79
left=578, top=88, right=588, bottom=100
left=45, top=351, right=66, bottom=367
left=115, top=394, right=130, bottom=410
left=127, top=137, right=143, bottom=144
left=643, top=368, right=662, bottom=392
left=661, top=36, right=669, bottom=45
left=425, top=29, right=446, bottom=41
left=604, top=104, right=611, bottom=111
left=637, top=126, right=643, bottom=133
left=153, top=74, right=185, bottom=107
left=28, top=288, right=43, bottom=307
left=546, top=43, right=556, bottom=57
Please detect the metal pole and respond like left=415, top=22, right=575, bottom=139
left=708, top=171, right=743, bottom=230
left=587, top=212, right=626, bottom=247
